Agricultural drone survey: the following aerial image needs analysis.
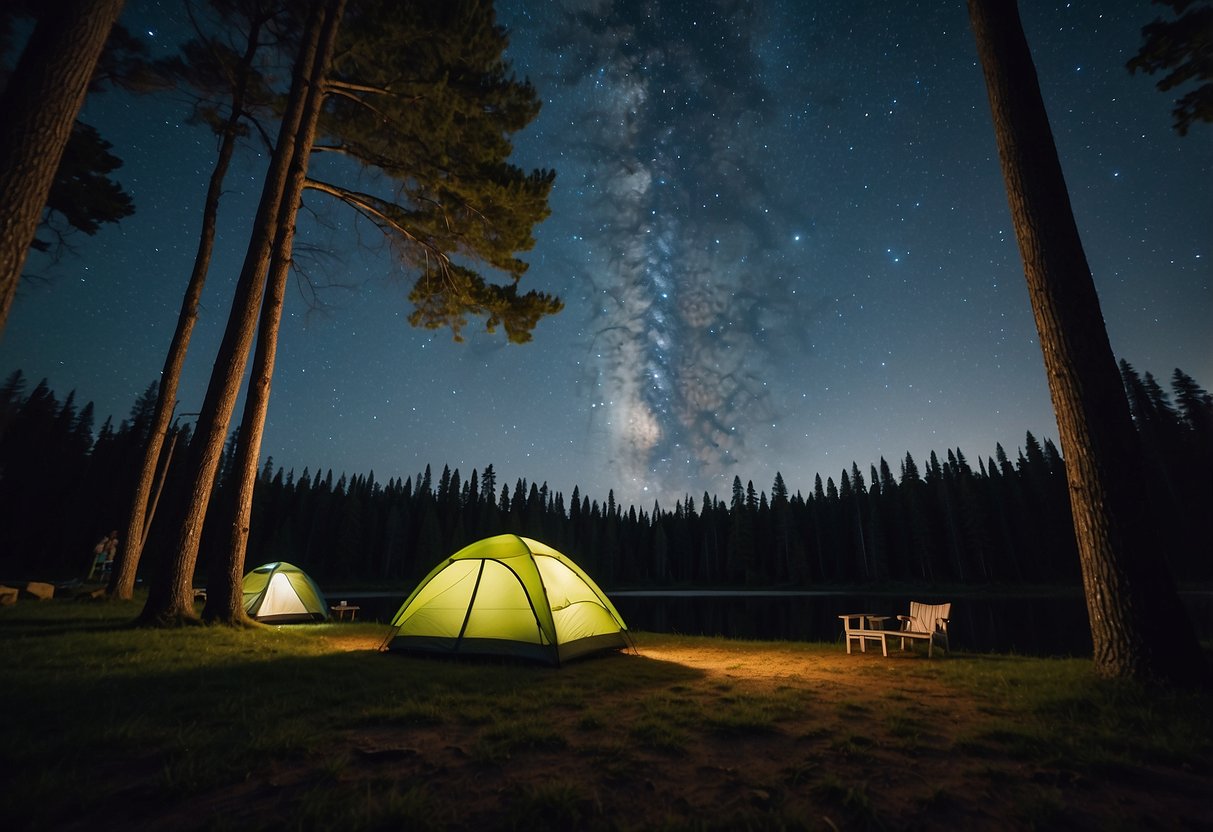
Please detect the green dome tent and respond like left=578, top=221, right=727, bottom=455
left=242, top=562, right=329, bottom=623
left=384, top=534, right=629, bottom=665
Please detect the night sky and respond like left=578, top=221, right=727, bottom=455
left=2, top=0, right=1209, bottom=509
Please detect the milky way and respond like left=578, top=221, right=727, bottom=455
left=545, top=0, right=821, bottom=498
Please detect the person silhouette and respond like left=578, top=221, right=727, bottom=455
left=88, top=531, right=118, bottom=582
left=100, top=531, right=119, bottom=579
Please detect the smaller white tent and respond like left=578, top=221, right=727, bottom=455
left=242, top=562, right=329, bottom=623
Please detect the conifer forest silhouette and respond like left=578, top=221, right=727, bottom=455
left=1, top=361, right=1209, bottom=591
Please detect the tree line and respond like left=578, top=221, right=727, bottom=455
left=2, top=361, right=1208, bottom=589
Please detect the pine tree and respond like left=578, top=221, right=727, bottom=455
left=727, top=484, right=755, bottom=584
left=900, top=453, right=935, bottom=581
left=304, top=0, right=560, bottom=341
left=36, top=122, right=134, bottom=256
left=0, top=0, right=127, bottom=332
left=0, top=370, right=27, bottom=428
left=770, top=472, right=793, bottom=582
left=0, top=7, right=149, bottom=260
left=1172, top=368, right=1213, bottom=437
left=436, top=464, right=453, bottom=504
left=1127, top=0, right=1213, bottom=135
left=110, top=0, right=281, bottom=600
left=968, top=0, right=1204, bottom=681
left=700, top=490, right=719, bottom=581
left=482, top=464, right=497, bottom=503
left=465, top=469, right=479, bottom=508
left=140, top=0, right=345, bottom=626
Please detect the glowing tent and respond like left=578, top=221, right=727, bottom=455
left=242, top=561, right=329, bottom=623
left=384, top=534, right=629, bottom=665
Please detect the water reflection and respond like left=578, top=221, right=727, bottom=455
left=338, top=590, right=1212, bottom=658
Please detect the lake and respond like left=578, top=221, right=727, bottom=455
left=332, top=589, right=1213, bottom=658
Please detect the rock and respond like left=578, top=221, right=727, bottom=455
left=21, top=581, right=55, bottom=600
left=0, top=585, right=17, bottom=605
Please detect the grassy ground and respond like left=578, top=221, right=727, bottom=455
left=2, top=595, right=1210, bottom=831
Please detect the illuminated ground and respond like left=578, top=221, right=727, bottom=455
left=180, top=630, right=1211, bottom=830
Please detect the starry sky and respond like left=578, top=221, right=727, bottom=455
left=2, top=0, right=1210, bottom=510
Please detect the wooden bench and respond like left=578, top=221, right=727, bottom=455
left=331, top=603, right=360, bottom=621
left=839, top=613, right=891, bottom=657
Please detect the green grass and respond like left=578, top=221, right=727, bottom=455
left=938, top=651, right=1213, bottom=772
left=2, top=596, right=1210, bottom=831
left=473, top=717, right=569, bottom=764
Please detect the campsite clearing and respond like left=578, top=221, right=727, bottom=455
left=1, top=598, right=1210, bottom=830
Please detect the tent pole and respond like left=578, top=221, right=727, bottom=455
left=454, top=560, right=487, bottom=652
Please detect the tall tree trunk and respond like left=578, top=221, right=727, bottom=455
left=967, top=0, right=1204, bottom=682
left=0, top=0, right=125, bottom=335
left=109, top=13, right=269, bottom=601
left=138, top=0, right=336, bottom=626
left=204, top=0, right=347, bottom=623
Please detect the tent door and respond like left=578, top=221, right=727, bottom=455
left=261, top=572, right=309, bottom=616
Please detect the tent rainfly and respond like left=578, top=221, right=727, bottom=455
left=383, top=534, right=629, bottom=665
left=242, top=561, right=329, bottom=623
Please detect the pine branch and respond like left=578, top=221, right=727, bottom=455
left=302, top=176, right=450, bottom=270
left=326, top=78, right=396, bottom=97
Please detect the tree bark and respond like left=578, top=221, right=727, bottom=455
left=204, top=0, right=348, bottom=624
left=967, top=0, right=1204, bottom=682
left=137, top=0, right=334, bottom=626
left=0, top=0, right=125, bottom=336
left=109, top=13, right=269, bottom=601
